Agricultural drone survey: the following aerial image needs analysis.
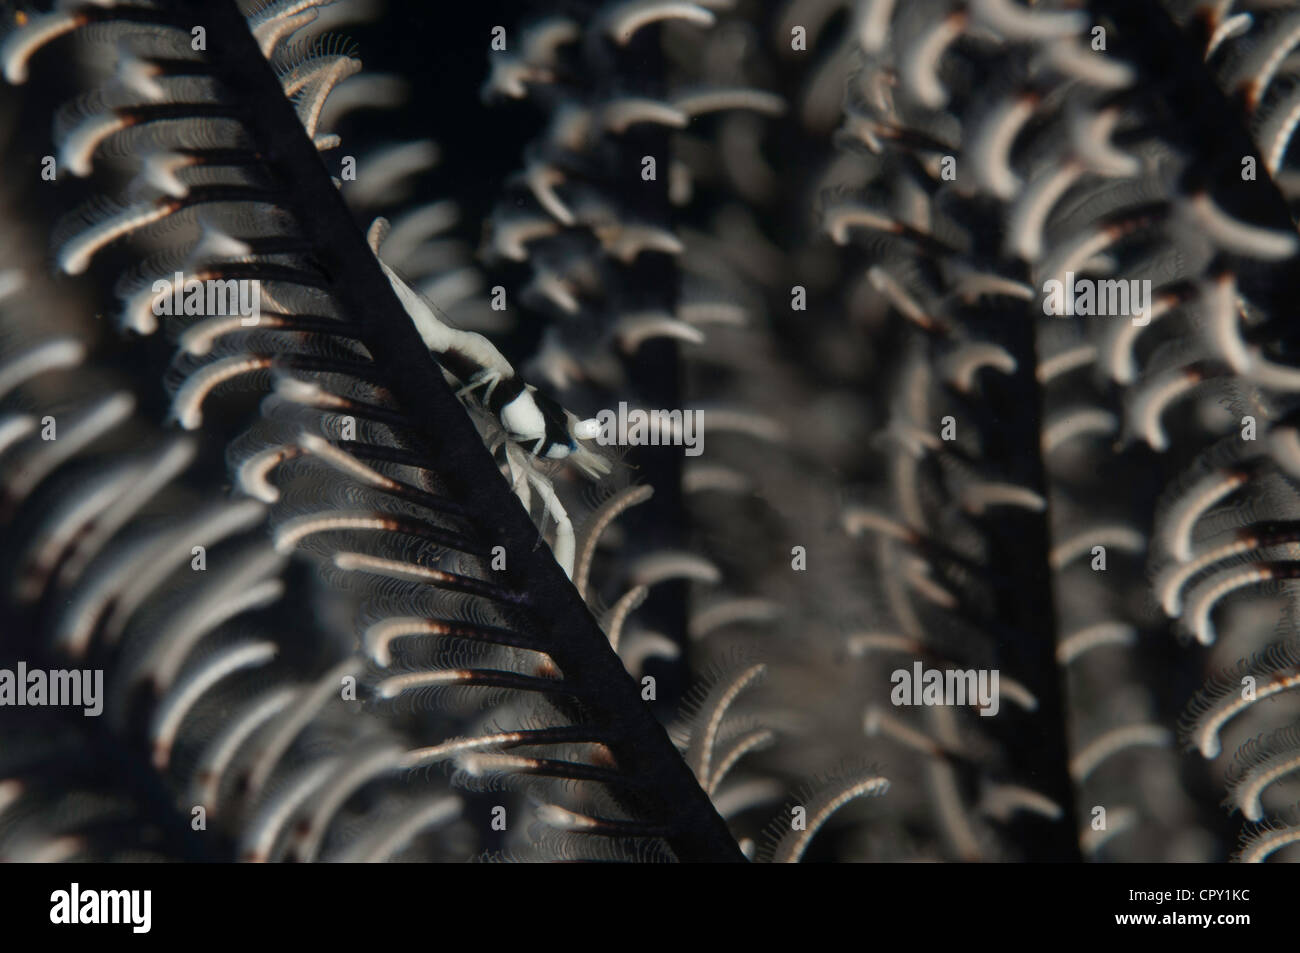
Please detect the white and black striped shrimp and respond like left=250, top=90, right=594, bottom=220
left=372, top=222, right=606, bottom=475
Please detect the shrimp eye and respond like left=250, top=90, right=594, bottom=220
left=529, top=389, right=572, bottom=449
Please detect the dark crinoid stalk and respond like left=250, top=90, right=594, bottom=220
left=1, top=0, right=1299, bottom=864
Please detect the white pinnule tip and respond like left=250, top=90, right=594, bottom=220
left=366, top=216, right=391, bottom=255
left=606, top=2, right=714, bottom=45
left=535, top=804, right=590, bottom=830
left=2, top=12, right=80, bottom=86
left=274, top=377, right=322, bottom=402
left=190, top=221, right=253, bottom=264
left=116, top=54, right=165, bottom=101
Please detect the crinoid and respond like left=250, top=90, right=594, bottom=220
left=1, top=0, right=1299, bottom=865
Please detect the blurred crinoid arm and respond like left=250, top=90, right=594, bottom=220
left=810, top=0, right=1300, bottom=862
left=818, top=0, right=1090, bottom=860
left=477, top=0, right=708, bottom=723
left=13, top=0, right=1300, bottom=866
left=1094, top=0, right=1300, bottom=859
